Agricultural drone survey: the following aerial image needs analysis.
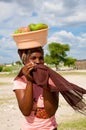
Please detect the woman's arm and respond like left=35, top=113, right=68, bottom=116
left=43, top=89, right=59, bottom=117
left=14, top=81, right=33, bottom=116
left=14, top=62, right=34, bottom=116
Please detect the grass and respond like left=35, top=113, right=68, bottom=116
left=0, top=70, right=86, bottom=78
left=58, top=118, right=86, bottom=130
left=0, top=72, right=17, bottom=78
left=57, top=70, right=86, bottom=76
left=0, top=82, right=13, bottom=86
left=0, top=64, right=22, bottom=77
left=0, top=97, right=15, bottom=105
left=0, top=64, right=86, bottom=77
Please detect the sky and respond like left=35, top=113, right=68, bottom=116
left=0, top=0, right=86, bottom=64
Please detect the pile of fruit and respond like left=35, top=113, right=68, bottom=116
left=14, top=23, right=48, bottom=34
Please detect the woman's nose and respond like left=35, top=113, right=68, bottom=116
left=35, top=58, right=40, bottom=64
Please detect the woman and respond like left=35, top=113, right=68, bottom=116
left=13, top=47, right=59, bottom=130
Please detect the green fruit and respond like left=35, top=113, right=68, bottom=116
left=37, top=23, right=48, bottom=29
left=42, top=24, right=48, bottom=29
left=35, top=23, right=44, bottom=30
left=29, top=23, right=48, bottom=31
left=14, top=29, right=21, bottom=34
left=34, top=23, right=48, bottom=30
left=29, top=23, right=36, bottom=31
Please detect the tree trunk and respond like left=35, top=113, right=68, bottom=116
left=55, top=64, right=58, bottom=71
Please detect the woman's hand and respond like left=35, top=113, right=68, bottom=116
left=21, top=62, right=34, bottom=81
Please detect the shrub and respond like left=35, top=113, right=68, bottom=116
left=0, top=66, right=3, bottom=72
left=2, top=66, right=13, bottom=72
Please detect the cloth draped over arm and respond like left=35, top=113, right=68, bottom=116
left=16, top=64, right=86, bottom=115
left=32, top=64, right=86, bottom=115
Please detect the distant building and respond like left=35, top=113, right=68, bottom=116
left=75, top=59, right=86, bottom=70
left=5, top=64, right=12, bottom=66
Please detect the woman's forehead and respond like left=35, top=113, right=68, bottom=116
left=28, top=52, right=43, bottom=57
left=27, top=48, right=43, bottom=55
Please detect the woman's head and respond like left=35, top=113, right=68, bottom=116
left=18, top=47, right=44, bottom=65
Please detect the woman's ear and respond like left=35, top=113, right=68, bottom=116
left=18, top=50, right=23, bottom=59
left=18, top=50, right=26, bottom=65
left=21, top=53, right=27, bottom=65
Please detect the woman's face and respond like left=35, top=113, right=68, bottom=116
left=26, top=52, right=44, bottom=65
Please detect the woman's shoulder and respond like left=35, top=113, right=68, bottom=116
left=13, top=75, right=27, bottom=91
left=14, top=75, right=27, bottom=83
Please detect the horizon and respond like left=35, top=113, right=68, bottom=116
left=0, top=58, right=86, bottom=65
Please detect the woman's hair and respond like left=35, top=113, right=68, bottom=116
left=18, top=47, right=44, bottom=64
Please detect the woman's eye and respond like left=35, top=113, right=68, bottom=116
left=30, top=56, right=44, bottom=60
left=31, top=57, right=36, bottom=60
left=39, top=57, right=44, bottom=60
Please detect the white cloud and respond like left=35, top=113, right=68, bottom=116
left=0, top=0, right=86, bottom=28
left=48, top=30, right=86, bottom=46
left=48, top=30, right=86, bottom=59
left=0, top=0, right=86, bottom=63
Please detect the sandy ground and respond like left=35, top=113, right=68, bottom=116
left=0, top=72, right=86, bottom=130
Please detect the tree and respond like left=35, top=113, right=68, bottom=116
left=0, top=65, right=3, bottom=72
left=64, top=57, right=76, bottom=67
left=15, top=61, right=22, bottom=65
left=44, top=42, right=76, bottom=70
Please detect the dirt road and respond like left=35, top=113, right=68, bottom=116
left=0, top=73, right=86, bottom=130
